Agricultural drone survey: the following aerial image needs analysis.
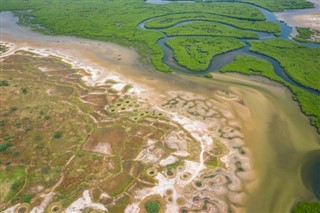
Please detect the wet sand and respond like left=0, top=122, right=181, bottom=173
left=275, top=0, right=320, bottom=37
left=1, top=11, right=320, bottom=212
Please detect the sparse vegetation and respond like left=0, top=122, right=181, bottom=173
left=294, top=27, right=320, bottom=44
left=53, top=131, right=63, bottom=139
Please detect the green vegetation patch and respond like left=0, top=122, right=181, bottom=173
left=0, top=166, right=26, bottom=203
left=166, top=37, right=244, bottom=71
left=168, top=0, right=314, bottom=11
left=237, top=0, right=313, bottom=11
left=101, top=172, right=134, bottom=197
left=221, top=55, right=279, bottom=79
left=294, top=27, right=320, bottom=44
left=146, top=13, right=280, bottom=34
left=293, top=202, right=320, bottom=213
left=162, top=21, right=258, bottom=38
left=145, top=200, right=161, bottom=213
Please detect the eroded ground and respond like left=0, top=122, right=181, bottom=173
left=0, top=42, right=255, bottom=213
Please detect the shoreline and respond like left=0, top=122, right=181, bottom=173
left=274, top=0, right=320, bottom=38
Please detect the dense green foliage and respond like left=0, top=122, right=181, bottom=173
left=168, top=0, right=314, bottom=11
left=0, top=143, right=12, bottom=152
left=162, top=21, right=258, bottom=38
left=0, top=0, right=267, bottom=72
left=249, top=39, right=320, bottom=91
left=145, top=13, right=280, bottom=34
left=221, top=55, right=320, bottom=133
left=238, top=0, right=314, bottom=11
left=221, top=55, right=278, bottom=79
left=294, top=27, right=320, bottom=44
left=166, top=37, right=244, bottom=71
left=145, top=201, right=161, bottom=213
left=293, top=202, right=320, bottom=213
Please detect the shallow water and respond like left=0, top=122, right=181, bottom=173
left=1, top=10, right=320, bottom=212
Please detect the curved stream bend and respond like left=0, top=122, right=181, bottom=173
left=138, top=1, right=320, bottom=96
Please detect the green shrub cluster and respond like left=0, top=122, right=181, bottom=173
left=294, top=27, right=320, bottom=44
left=162, top=21, right=259, bottom=38
left=145, top=201, right=161, bottom=213
left=166, top=37, right=244, bottom=71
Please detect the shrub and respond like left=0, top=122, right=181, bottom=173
left=204, top=73, right=213, bottom=78
left=0, top=80, right=9, bottom=86
left=21, top=87, right=28, bottom=94
left=0, top=119, right=6, bottom=126
left=145, top=201, right=161, bottom=213
left=11, top=181, right=22, bottom=190
left=41, top=166, right=50, bottom=174
left=24, top=126, right=32, bottom=132
left=53, top=131, right=63, bottom=139
left=15, top=120, right=22, bottom=128
left=0, top=143, right=12, bottom=152
left=9, top=106, right=17, bottom=112
left=22, top=194, right=33, bottom=203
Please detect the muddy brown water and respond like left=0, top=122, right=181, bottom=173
left=1, top=11, right=319, bottom=213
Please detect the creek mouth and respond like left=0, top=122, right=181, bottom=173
left=138, top=1, right=320, bottom=96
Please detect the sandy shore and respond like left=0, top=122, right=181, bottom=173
left=293, top=13, right=320, bottom=30
left=275, top=0, right=320, bottom=37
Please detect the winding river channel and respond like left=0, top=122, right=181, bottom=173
left=141, top=0, right=320, bottom=96
left=1, top=0, right=320, bottom=212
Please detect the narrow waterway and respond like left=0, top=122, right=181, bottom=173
left=140, top=0, right=320, bottom=96
left=1, top=6, right=320, bottom=213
